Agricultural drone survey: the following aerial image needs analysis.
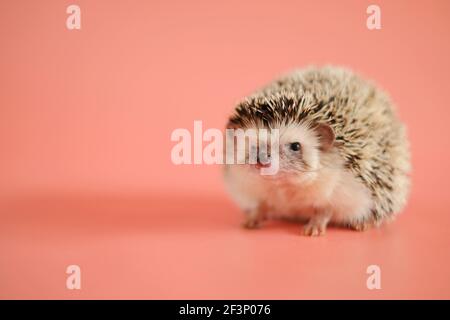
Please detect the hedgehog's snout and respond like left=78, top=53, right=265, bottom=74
left=256, top=149, right=271, bottom=169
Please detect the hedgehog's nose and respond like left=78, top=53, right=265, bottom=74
left=256, top=152, right=271, bottom=168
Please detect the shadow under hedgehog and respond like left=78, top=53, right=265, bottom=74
left=223, top=66, right=411, bottom=236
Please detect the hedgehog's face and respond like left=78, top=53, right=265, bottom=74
left=229, top=122, right=335, bottom=184
left=275, top=123, right=335, bottom=183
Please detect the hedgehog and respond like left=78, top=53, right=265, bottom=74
left=223, top=66, right=411, bottom=236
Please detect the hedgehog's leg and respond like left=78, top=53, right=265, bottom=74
left=347, top=209, right=383, bottom=231
left=348, top=216, right=382, bottom=231
left=303, top=209, right=332, bottom=236
left=242, top=202, right=268, bottom=229
left=349, top=220, right=371, bottom=231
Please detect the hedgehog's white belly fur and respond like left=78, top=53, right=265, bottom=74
left=224, top=164, right=373, bottom=225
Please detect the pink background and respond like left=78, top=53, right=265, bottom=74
left=1, top=0, right=450, bottom=299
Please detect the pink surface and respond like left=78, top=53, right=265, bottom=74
left=1, top=0, right=450, bottom=299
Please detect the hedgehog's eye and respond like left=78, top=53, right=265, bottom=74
left=289, top=142, right=301, bottom=152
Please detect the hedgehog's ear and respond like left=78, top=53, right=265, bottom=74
left=315, top=123, right=335, bottom=151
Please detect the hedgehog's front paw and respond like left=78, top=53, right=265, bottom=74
left=242, top=216, right=261, bottom=229
left=242, top=204, right=268, bottom=229
left=303, top=211, right=331, bottom=236
left=303, top=220, right=326, bottom=236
